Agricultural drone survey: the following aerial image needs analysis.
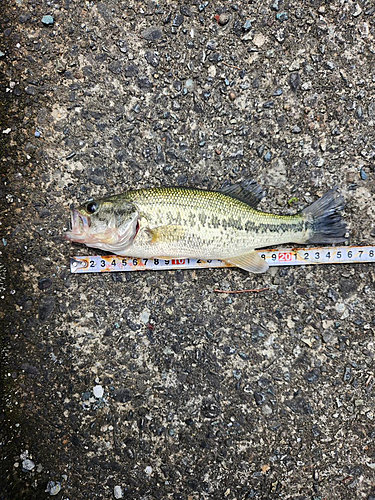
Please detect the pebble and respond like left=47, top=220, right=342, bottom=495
left=289, top=72, right=301, bottom=91
left=335, top=303, right=346, bottom=313
left=353, top=4, right=362, bottom=16
left=218, top=13, right=230, bottom=26
left=140, top=310, right=150, bottom=324
left=262, top=404, right=273, bottom=416
left=141, top=26, right=162, bottom=41
left=114, top=485, right=124, bottom=499
left=184, top=78, right=194, bottom=91
left=0, top=51, right=5, bottom=58
left=253, top=33, right=266, bottom=48
left=228, top=91, right=236, bottom=101
left=145, top=465, right=153, bottom=476
left=35, top=130, right=41, bottom=138
left=173, top=14, right=184, bottom=27
left=243, top=20, right=252, bottom=31
left=360, top=168, right=368, bottom=180
left=45, top=481, right=61, bottom=495
left=198, top=2, right=209, bottom=12
left=38, top=278, right=52, bottom=290
left=343, top=366, right=352, bottom=382
left=93, top=385, right=104, bottom=398
left=264, top=151, right=272, bottom=162
left=42, top=15, right=54, bottom=25
left=276, top=12, right=288, bottom=21
left=38, top=296, right=55, bottom=322
left=22, top=459, right=35, bottom=471
left=145, top=51, right=159, bottom=68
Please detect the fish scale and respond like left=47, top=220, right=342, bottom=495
left=124, top=187, right=307, bottom=259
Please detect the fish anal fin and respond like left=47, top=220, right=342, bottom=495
left=226, top=251, right=269, bottom=273
left=220, top=180, right=266, bottom=208
left=147, top=225, right=186, bottom=243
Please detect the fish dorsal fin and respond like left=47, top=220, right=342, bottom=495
left=220, top=180, right=265, bottom=208
left=226, top=251, right=269, bottom=273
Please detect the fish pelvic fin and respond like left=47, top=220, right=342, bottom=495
left=301, top=188, right=348, bottom=244
left=226, top=251, right=269, bottom=273
left=220, top=180, right=266, bottom=208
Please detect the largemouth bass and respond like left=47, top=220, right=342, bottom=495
left=65, top=181, right=347, bottom=273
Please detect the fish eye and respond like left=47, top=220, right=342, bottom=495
left=86, top=201, right=98, bottom=214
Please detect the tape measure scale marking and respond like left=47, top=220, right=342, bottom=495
left=70, top=246, right=375, bottom=273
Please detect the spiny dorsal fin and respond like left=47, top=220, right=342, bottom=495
left=225, top=251, right=269, bottom=273
left=220, top=180, right=266, bottom=208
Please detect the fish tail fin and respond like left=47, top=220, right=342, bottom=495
left=301, top=188, right=348, bottom=244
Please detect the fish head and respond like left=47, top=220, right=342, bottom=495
left=65, top=196, right=139, bottom=253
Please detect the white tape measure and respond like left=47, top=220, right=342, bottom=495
left=70, top=246, right=375, bottom=273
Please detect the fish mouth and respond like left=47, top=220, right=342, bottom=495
left=64, top=207, right=91, bottom=242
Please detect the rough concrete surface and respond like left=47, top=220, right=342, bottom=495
left=1, top=0, right=375, bottom=499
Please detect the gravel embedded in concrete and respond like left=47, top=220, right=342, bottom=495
left=0, top=1, right=374, bottom=499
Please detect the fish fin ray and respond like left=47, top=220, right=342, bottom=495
left=226, top=251, right=269, bottom=273
left=220, top=180, right=266, bottom=208
left=301, top=188, right=347, bottom=244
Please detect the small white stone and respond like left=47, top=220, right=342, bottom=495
left=145, top=465, right=153, bottom=476
left=253, top=33, right=266, bottom=47
left=93, top=385, right=104, bottom=398
left=302, top=81, right=312, bottom=90
left=262, top=404, right=273, bottom=416
left=22, top=459, right=35, bottom=471
left=335, top=303, right=345, bottom=313
left=185, top=79, right=194, bottom=90
left=114, top=485, right=124, bottom=499
left=353, top=4, right=362, bottom=17
left=2, top=128, right=11, bottom=134
left=140, top=310, right=150, bottom=324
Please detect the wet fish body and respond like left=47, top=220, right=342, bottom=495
left=65, top=181, right=347, bottom=273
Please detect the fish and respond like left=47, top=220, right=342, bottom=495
left=64, top=180, right=347, bottom=273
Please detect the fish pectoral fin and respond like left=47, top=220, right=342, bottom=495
left=146, top=225, right=186, bottom=243
left=226, top=251, right=269, bottom=273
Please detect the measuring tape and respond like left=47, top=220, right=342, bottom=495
left=70, top=245, right=375, bottom=273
